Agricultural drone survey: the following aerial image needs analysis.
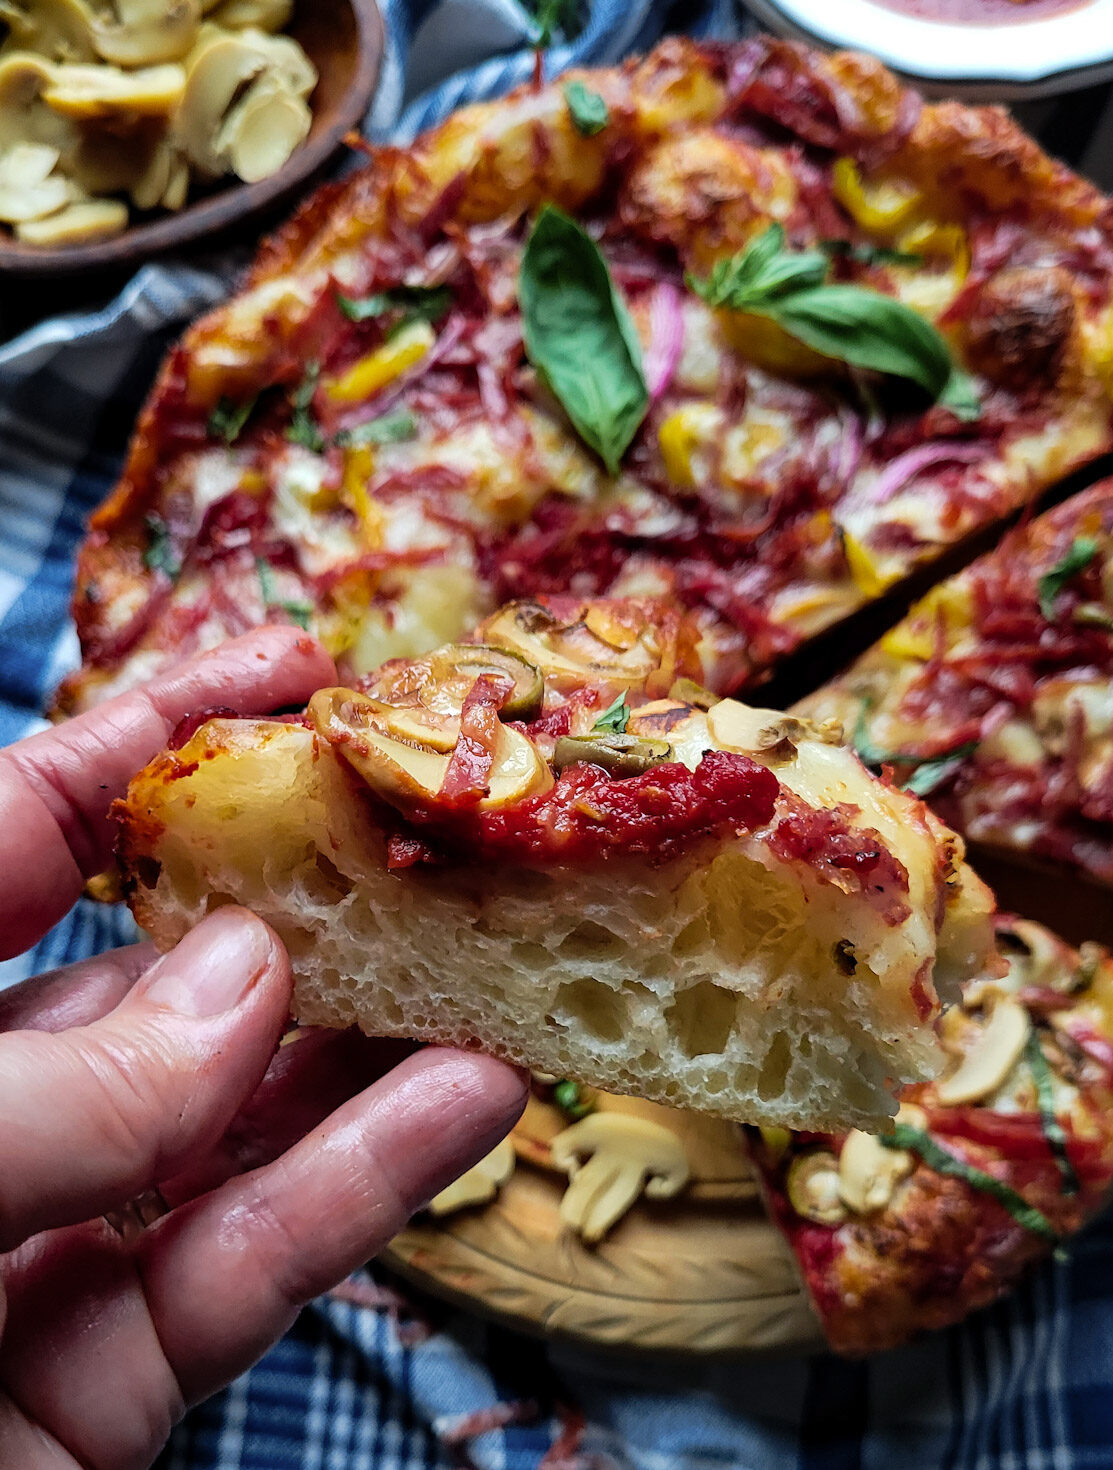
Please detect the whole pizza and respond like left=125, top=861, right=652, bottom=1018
left=50, top=32, right=1113, bottom=1356
left=58, top=35, right=1113, bottom=714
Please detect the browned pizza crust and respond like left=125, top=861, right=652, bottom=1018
left=57, top=37, right=1113, bottom=716
left=747, top=918, right=1113, bottom=1353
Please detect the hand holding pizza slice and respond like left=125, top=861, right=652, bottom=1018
left=115, top=596, right=996, bottom=1133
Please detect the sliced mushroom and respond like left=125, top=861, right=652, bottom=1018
left=129, top=134, right=182, bottom=208
left=935, top=994, right=1030, bottom=1106
left=308, top=686, right=553, bottom=813
left=995, top=919, right=1066, bottom=992
left=90, top=0, right=201, bottom=67
left=837, top=1128, right=913, bottom=1214
left=209, top=0, right=293, bottom=31
left=432, top=644, right=544, bottom=723
left=668, top=677, right=718, bottom=711
left=161, top=147, right=188, bottom=207
left=785, top=1150, right=847, bottom=1225
left=0, top=0, right=98, bottom=62
left=0, top=52, right=74, bottom=152
left=551, top=1112, right=690, bottom=1243
left=213, top=71, right=308, bottom=183
left=242, top=27, right=315, bottom=95
left=552, top=732, right=672, bottom=778
left=482, top=603, right=664, bottom=689
left=428, top=1136, right=515, bottom=1216
left=0, top=139, right=60, bottom=186
left=44, top=60, right=186, bottom=118
left=174, top=29, right=266, bottom=172
left=707, top=700, right=843, bottom=759
left=583, top=603, right=638, bottom=651
left=15, top=195, right=127, bottom=242
left=0, top=142, right=70, bottom=220
left=896, top=1101, right=927, bottom=1131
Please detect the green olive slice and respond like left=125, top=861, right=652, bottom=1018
left=552, top=733, right=672, bottom=778
left=436, top=643, right=544, bottom=721
left=668, top=677, right=718, bottom=710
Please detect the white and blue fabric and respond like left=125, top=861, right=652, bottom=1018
left=3, top=2, right=1113, bottom=1465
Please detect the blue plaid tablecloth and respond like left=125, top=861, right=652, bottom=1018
left=5, top=2, right=1113, bottom=1465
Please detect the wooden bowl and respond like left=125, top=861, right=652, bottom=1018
left=0, top=0, right=385, bottom=276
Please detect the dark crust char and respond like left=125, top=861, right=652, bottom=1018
left=961, top=267, right=1076, bottom=394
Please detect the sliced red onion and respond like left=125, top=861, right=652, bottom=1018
left=834, top=410, right=863, bottom=484
left=866, top=441, right=987, bottom=507
left=643, top=282, right=684, bottom=403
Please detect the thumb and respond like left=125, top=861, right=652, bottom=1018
left=0, top=908, right=291, bottom=1251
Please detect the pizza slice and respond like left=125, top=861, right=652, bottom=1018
left=746, top=917, right=1113, bottom=1354
left=115, top=596, right=996, bottom=1132
left=59, top=36, right=1113, bottom=717
left=796, top=481, right=1113, bottom=887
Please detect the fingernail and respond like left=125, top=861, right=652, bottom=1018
left=141, top=908, right=277, bottom=1017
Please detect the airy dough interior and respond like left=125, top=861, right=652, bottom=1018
left=122, top=717, right=981, bottom=1130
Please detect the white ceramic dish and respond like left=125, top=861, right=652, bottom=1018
left=744, top=0, right=1113, bottom=99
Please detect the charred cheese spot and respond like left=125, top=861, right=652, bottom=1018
left=961, top=267, right=1077, bottom=394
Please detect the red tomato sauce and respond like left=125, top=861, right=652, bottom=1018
left=868, top=0, right=1088, bottom=22
left=398, top=749, right=780, bottom=867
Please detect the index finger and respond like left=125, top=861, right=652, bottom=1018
left=0, top=627, right=336, bottom=960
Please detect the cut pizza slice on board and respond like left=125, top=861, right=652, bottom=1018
left=745, top=916, right=1113, bottom=1355
left=796, top=481, right=1113, bottom=888
left=114, top=596, right=996, bottom=1133
left=58, top=35, right=1113, bottom=716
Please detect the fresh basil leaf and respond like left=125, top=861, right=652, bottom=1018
left=902, top=747, right=978, bottom=796
left=564, top=80, right=608, bottom=136
left=820, top=238, right=924, bottom=269
left=337, top=285, right=451, bottom=337
left=256, top=557, right=313, bottom=630
left=286, top=361, right=324, bottom=453
left=531, top=0, right=578, bottom=47
left=552, top=1078, right=595, bottom=1119
left=690, top=224, right=827, bottom=307
left=939, top=367, right=983, bottom=423
left=520, top=204, right=648, bottom=475
left=881, top=1124, right=1058, bottom=1241
left=592, top=692, right=629, bottom=733
left=688, top=225, right=979, bottom=415
left=334, top=408, right=419, bottom=448
left=1025, top=1031, right=1080, bottom=1195
left=1038, top=536, right=1100, bottom=620
left=853, top=701, right=975, bottom=794
left=207, top=394, right=257, bottom=445
left=762, top=285, right=954, bottom=399
left=143, top=512, right=180, bottom=580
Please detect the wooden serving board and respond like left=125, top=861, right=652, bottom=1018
left=382, top=1095, right=822, bottom=1354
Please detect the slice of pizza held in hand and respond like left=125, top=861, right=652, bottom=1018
left=746, top=917, right=1113, bottom=1354
left=797, top=481, right=1113, bottom=887
left=59, top=35, right=1113, bottom=716
left=115, top=596, right=996, bottom=1133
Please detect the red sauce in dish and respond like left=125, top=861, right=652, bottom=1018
left=868, top=0, right=1088, bottom=22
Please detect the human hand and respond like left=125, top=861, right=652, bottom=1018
left=0, top=628, right=528, bottom=1470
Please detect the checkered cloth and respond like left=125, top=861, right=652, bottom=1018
left=4, top=3, right=1113, bottom=1465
